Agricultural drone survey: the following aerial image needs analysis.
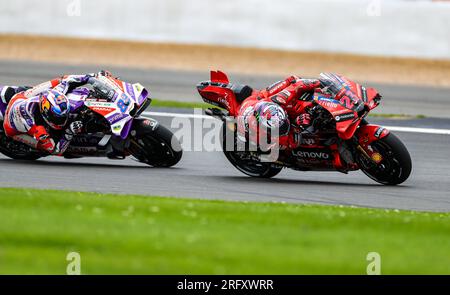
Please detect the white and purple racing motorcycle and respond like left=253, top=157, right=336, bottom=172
left=0, top=76, right=182, bottom=167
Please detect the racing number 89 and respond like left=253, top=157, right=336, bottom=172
left=117, top=95, right=130, bottom=113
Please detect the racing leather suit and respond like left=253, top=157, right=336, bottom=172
left=2, top=73, right=109, bottom=155
left=243, top=75, right=321, bottom=149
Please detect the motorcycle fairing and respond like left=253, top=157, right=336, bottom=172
left=211, top=70, right=230, bottom=84
left=197, top=71, right=242, bottom=116
left=317, top=73, right=382, bottom=140
left=313, top=92, right=360, bottom=140
left=83, top=80, right=149, bottom=139
left=355, top=124, right=390, bottom=162
left=356, top=124, right=390, bottom=147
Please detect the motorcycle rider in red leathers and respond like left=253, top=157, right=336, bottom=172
left=237, top=75, right=321, bottom=151
left=1, top=70, right=114, bottom=155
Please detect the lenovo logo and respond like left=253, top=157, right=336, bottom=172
left=293, top=151, right=330, bottom=159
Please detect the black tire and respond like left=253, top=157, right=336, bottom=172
left=0, top=130, right=42, bottom=161
left=221, top=122, right=282, bottom=178
left=129, top=124, right=182, bottom=168
left=358, top=133, right=412, bottom=185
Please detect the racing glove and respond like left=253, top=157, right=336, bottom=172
left=64, top=121, right=84, bottom=141
left=295, top=113, right=312, bottom=127
left=36, top=134, right=56, bottom=153
left=28, top=125, right=56, bottom=153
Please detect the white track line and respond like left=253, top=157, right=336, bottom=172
left=143, top=111, right=450, bottom=136
left=383, top=126, right=450, bottom=135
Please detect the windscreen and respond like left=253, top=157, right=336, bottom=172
left=318, top=73, right=365, bottom=113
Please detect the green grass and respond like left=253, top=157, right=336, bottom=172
left=0, top=188, right=449, bottom=274
left=151, top=99, right=210, bottom=109
left=368, top=113, right=426, bottom=119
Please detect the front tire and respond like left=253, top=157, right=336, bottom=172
left=221, top=122, right=282, bottom=178
left=358, top=133, right=412, bottom=185
left=129, top=123, right=182, bottom=168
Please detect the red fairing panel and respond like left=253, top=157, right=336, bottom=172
left=211, top=70, right=230, bottom=84
left=197, top=71, right=241, bottom=115
left=356, top=124, right=390, bottom=147
left=200, top=86, right=240, bottom=115
left=339, top=76, right=381, bottom=111
left=314, top=92, right=359, bottom=140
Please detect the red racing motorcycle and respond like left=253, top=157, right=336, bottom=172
left=197, top=71, right=412, bottom=185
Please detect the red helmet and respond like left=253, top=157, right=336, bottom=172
left=39, top=89, right=70, bottom=130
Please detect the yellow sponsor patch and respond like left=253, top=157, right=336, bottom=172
left=371, top=152, right=383, bottom=163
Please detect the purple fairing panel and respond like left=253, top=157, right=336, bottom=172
left=106, top=112, right=128, bottom=125
left=120, top=119, right=133, bottom=139
left=67, top=88, right=90, bottom=112
left=137, top=88, right=149, bottom=105
left=124, top=83, right=136, bottom=100
left=69, top=99, right=85, bottom=112
left=71, top=87, right=90, bottom=97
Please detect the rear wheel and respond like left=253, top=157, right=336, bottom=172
left=0, top=129, right=42, bottom=161
left=358, top=133, right=412, bottom=185
left=129, top=124, right=182, bottom=167
left=221, top=123, right=282, bottom=178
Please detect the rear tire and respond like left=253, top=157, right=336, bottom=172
left=0, top=129, right=42, bottom=161
left=129, top=124, right=182, bottom=168
left=221, top=122, right=282, bottom=178
left=358, top=133, right=412, bottom=185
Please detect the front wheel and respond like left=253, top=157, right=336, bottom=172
left=129, top=122, right=182, bottom=167
left=358, top=133, right=412, bottom=185
left=221, top=123, right=282, bottom=178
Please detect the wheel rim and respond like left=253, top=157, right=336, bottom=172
left=129, top=136, right=176, bottom=165
left=359, top=141, right=403, bottom=184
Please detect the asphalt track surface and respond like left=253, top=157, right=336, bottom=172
left=0, top=60, right=450, bottom=212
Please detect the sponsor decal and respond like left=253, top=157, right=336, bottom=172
left=108, top=113, right=127, bottom=124
left=374, top=127, right=385, bottom=138
left=142, top=119, right=158, bottom=130
left=133, top=83, right=143, bottom=94
left=320, top=101, right=338, bottom=109
left=125, top=83, right=136, bottom=99
left=267, top=81, right=286, bottom=95
left=371, top=152, right=383, bottom=163
left=85, top=101, right=116, bottom=108
left=91, top=106, right=116, bottom=116
left=117, top=94, right=131, bottom=113
left=335, top=112, right=355, bottom=122
left=319, top=97, right=336, bottom=103
left=293, top=150, right=330, bottom=159
left=218, top=97, right=230, bottom=109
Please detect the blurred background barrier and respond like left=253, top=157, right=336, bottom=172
left=0, top=0, right=448, bottom=59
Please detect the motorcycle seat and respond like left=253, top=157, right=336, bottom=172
left=230, top=84, right=253, bottom=103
